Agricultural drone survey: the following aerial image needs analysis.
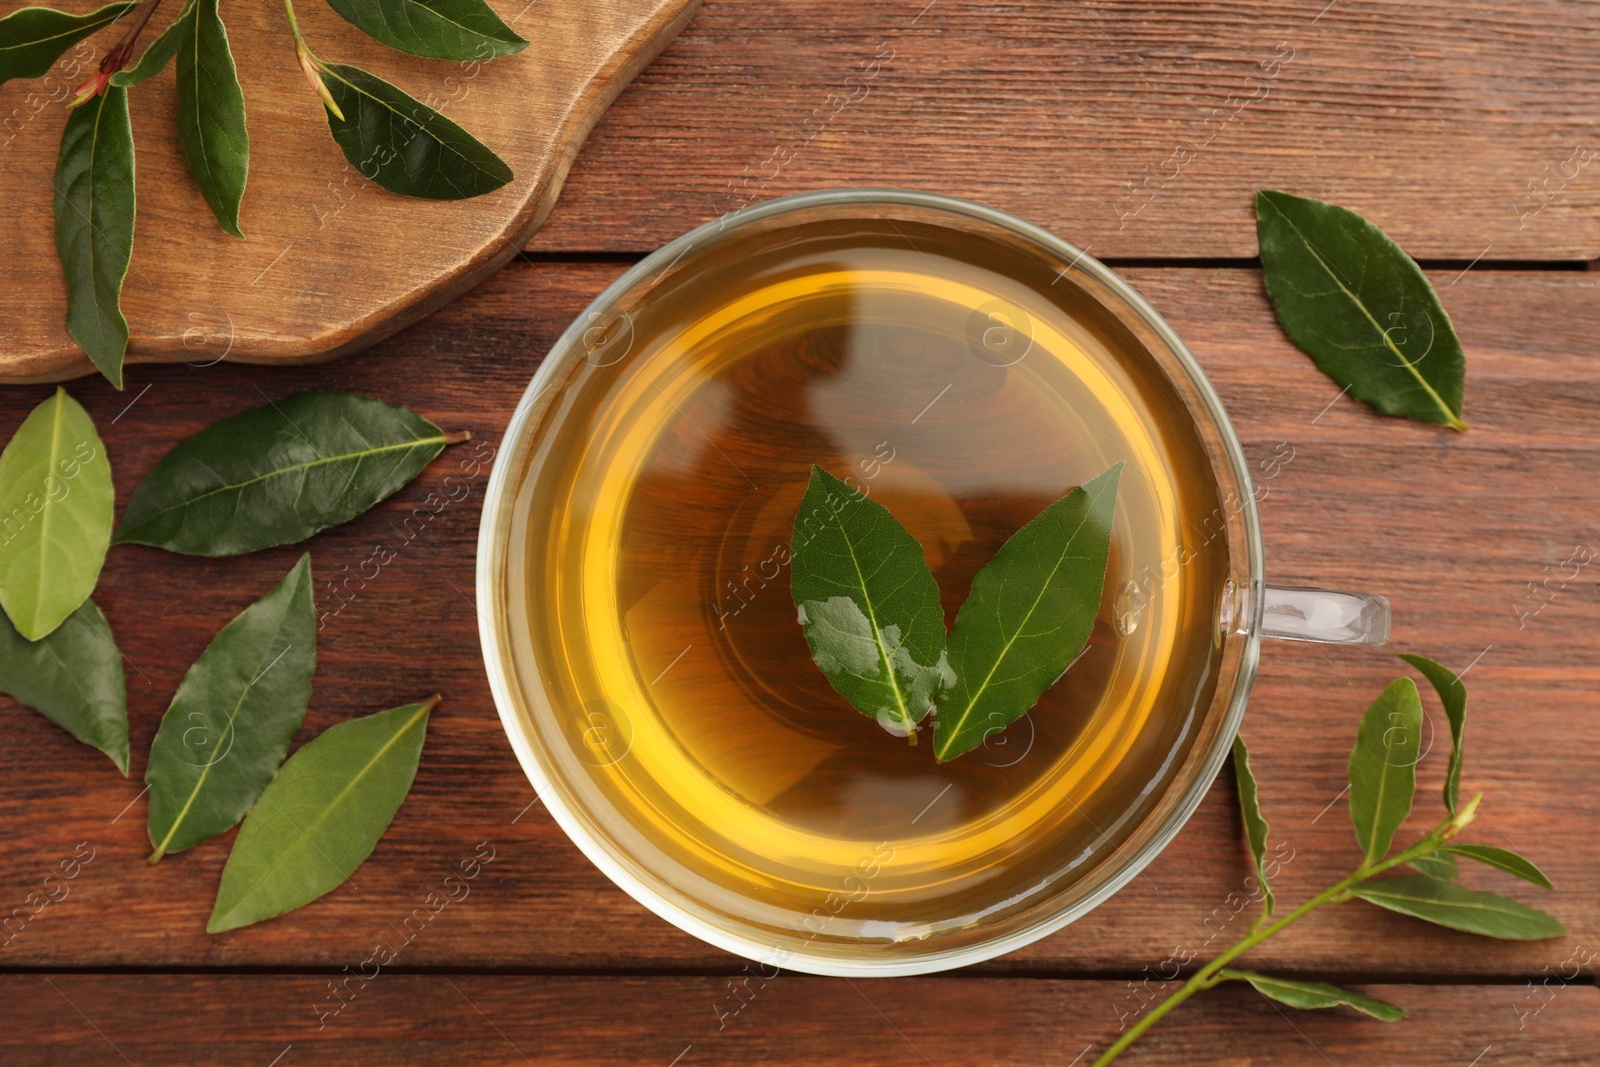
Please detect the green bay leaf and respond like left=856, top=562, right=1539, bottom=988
left=324, top=0, right=527, bottom=61
left=208, top=696, right=435, bottom=933
left=319, top=62, right=512, bottom=200
left=174, top=0, right=247, bottom=236
left=108, top=0, right=194, bottom=87
left=1351, top=874, right=1566, bottom=941
left=115, top=391, right=461, bottom=556
left=1219, top=969, right=1405, bottom=1021
left=934, top=463, right=1120, bottom=762
left=0, top=3, right=133, bottom=86
left=0, top=388, right=114, bottom=640
left=1398, top=652, right=1467, bottom=814
left=790, top=466, right=948, bottom=741
left=146, top=554, right=316, bottom=861
left=1442, top=844, right=1554, bottom=890
left=1347, top=677, right=1421, bottom=866
left=0, top=599, right=127, bottom=774
left=1256, top=190, right=1466, bottom=430
left=1231, top=734, right=1274, bottom=916
left=52, top=83, right=135, bottom=388
left=1409, top=851, right=1457, bottom=881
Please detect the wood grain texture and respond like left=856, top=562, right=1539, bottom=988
left=0, top=976, right=1595, bottom=1065
left=529, top=0, right=1600, bottom=260
left=0, top=0, right=697, bottom=382
left=0, top=262, right=1595, bottom=978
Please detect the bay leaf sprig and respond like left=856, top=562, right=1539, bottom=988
left=1091, top=655, right=1564, bottom=1066
left=208, top=695, right=437, bottom=933
left=790, top=462, right=1121, bottom=761
left=115, top=391, right=470, bottom=556
left=146, top=554, right=316, bottom=862
left=1256, top=190, right=1468, bottom=430
left=0, top=0, right=528, bottom=387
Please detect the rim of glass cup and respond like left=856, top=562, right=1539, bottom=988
left=476, top=188, right=1266, bottom=977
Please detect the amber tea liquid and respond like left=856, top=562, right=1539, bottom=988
left=512, top=216, right=1230, bottom=952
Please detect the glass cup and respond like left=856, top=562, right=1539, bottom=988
left=476, top=189, right=1389, bottom=976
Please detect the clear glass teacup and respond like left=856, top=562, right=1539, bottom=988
left=476, top=189, right=1389, bottom=976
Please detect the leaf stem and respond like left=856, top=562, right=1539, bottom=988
left=104, top=0, right=164, bottom=73
left=281, top=0, right=344, bottom=120
left=1090, top=828, right=1451, bottom=1066
left=441, top=430, right=472, bottom=445
left=280, top=0, right=305, bottom=44
left=70, top=0, right=163, bottom=104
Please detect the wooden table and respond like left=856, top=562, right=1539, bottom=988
left=3, top=1, right=1597, bottom=1063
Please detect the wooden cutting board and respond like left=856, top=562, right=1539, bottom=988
left=0, top=0, right=697, bottom=383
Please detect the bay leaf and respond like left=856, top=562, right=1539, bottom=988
left=0, top=2, right=133, bottom=86
left=934, top=463, right=1121, bottom=762
left=208, top=696, right=436, bottom=933
left=1256, top=190, right=1467, bottom=430
left=0, top=388, right=114, bottom=641
left=1218, top=969, right=1405, bottom=1022
left=146, top=554, right=315, bottom=862
left=0, top=599, right=127, bottom=774
left=1441, top=844, right=1554, bottom=890
left=174, top=0, right=247, bottom=236
left=115, top=391, right=464, bottom=556
left=319, top=62, right=512, bottom=200
left=1231, top=734, right=1274, bottom=916
left=1408, top=851, right=1457, bottom=881
left=1351, top=874, right=1565, bottom=940
left=1398, top=652, right=1467, bottom=814
left=52, top=83, right=135, bottom=388
left=108, top=0, right=194, bottom=87
left=1347, top=677, right=1421, bottom=867
left=324, top=0, right=527, bottom=61
left=789, top=465, right=947, bottom=741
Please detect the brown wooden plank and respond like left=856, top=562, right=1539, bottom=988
left=528, top=0, right=1600, bottom=261
left=0, top=976, right=1594, bottom=1065
left=3, top=979, right=1600, bottom=1067
left=0, top=263, right=1595, bottom=976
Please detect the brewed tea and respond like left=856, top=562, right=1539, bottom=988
left=512, top=216, right=1231, bottom=952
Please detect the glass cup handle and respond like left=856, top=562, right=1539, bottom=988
left=1259, top=584, right=1391, bottom=647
